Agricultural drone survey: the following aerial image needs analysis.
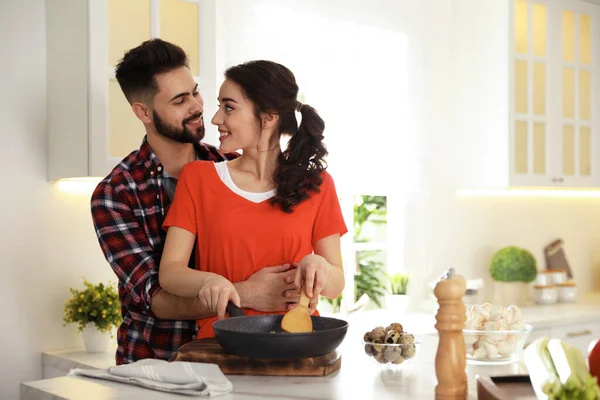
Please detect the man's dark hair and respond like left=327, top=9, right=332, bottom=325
left=115, top=38, right=189, bottom=104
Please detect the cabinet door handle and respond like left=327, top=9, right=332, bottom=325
left=558, top=177, right=564, bottom=183
left=566, top=329, right=592, bottom=337
left=551, top=177, right=557, bottom=183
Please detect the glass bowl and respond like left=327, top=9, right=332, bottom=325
left=361, top=340, right=420, bottom=368
left=463, top=324, right=533, bottom=365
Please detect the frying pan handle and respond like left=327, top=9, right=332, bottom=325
left=226, top=301, right=247, bottom=318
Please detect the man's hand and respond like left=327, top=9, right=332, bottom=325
left=236, top=264, right=302, bottom=312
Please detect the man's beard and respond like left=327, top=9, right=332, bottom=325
left=153, top=110, right=205, bottom=144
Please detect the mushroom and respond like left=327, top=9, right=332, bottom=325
left=496, top=335, right=517, bottom=356
left=466, top=345, right=474, bottom=356
left=464, top=333, right=478, bottom=347
left=506, top=305, right=522, bottom=326
left=478, top=340, right=500, bottom=359
left=473, top=347, right=487, bottom=359
left=471, top=303, right=490, bottom=321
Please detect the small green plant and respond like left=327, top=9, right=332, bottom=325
left=63, top=279, right=121, bottom=336
left=387, top=272, right=410, bottom=295
left=490, top=246, right=537, bottom=283
left=353, top=195, right=387, bottom=242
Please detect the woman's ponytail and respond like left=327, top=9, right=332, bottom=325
left=271, top=103, right=328, bottom=213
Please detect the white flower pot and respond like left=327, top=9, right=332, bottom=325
left=385, top=294, right=410, bottom=313
left=82, top=325, right=112, bottom=353
left=493, top=281, right=529, bottom=306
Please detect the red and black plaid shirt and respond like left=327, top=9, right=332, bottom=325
left=91, top=137, right=238, bottom=364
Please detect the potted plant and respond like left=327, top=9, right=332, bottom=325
left=490, top=246, right=538, bottom=306
left=63, top=279, right=121, bottom=353
left=385, top=272, right=410, bottom=312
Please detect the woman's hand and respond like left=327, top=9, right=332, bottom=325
left=197, top=275, right=241, bottom=320
left=294, top=254, right=331, bottom=308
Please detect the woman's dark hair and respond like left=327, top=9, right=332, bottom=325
left=115, top=38, right=189, bottom=104
left=224, top=60, right=328, bottom=213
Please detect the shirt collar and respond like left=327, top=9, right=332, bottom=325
left=139, top=136, right=202, bottom=179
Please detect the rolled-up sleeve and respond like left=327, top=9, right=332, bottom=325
left=91, top=182, right=161, bottom=314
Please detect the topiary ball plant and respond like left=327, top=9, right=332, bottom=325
left=490, top=246, right=537, bottom=283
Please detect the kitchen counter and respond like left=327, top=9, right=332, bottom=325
left=22, top=332, right=527, bottom=400
left=518, top=292, right=600, bottom=329
left=23, top=292, right=600, bottom=399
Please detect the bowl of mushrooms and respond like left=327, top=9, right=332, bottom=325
left=463, top=303, right=533, bottom=365
left=362, top=322, right=419, bottom=368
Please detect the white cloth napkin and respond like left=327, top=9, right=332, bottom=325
left=67, top=359, right=233, bottom=397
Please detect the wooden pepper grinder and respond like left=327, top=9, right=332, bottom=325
left=434, top=268, right=467, bottom=399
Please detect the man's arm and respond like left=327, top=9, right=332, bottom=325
left=91, top=181, right=212, bottom=319
left=152, top=266, right=302, bottom=320
left=151, top=289, right=213, bottom=320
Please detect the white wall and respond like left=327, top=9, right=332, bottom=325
left=0, top=1, right=114, bottom=398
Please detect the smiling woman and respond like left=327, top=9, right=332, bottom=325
left=215, top=0, right=424, bottom=311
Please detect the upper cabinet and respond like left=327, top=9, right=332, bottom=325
left=47, top=0, right=214, bottom=180
left=511, top=0, right=600, bottom=188
left=454, top=0, right=600, bottom=189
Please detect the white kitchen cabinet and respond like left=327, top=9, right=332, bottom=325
left=526, top=327, right=552, bottom=348
left=47, top=0, right=216, bottom=180
left=550, top=320, right=600, bottom=357
left=455, top=0, right=600, bottom=189
left=528, top=321, right=600, bottom=356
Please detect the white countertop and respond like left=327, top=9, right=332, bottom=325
left=23, top=292, right=600, bottom=400
left=23, top=333, right=529, bottom=400
left=518, top=292, right=600, bottom=329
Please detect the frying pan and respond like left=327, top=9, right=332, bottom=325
left=212, top=302, right=348, bottom=359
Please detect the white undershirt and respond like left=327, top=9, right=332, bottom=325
left=214, top=161, right=276, bottom=203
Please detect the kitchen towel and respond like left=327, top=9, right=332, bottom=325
left=67, top=358, right=233, bottom=397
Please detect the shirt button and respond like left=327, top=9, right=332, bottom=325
left=157, top=166, right=163, bottom=172
left=156, top=195, right=159, bottom=199
left=192, top=335, right=197, bottom=340
left=150, top=171, right=154, bottom=176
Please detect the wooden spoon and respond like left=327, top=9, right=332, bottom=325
left=281, top=290, right=313, bottom=333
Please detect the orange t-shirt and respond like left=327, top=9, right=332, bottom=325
left=162, top=161, right=348, bottom=338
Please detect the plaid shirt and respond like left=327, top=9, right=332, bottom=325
left=91, top=137, right=238, bottom=364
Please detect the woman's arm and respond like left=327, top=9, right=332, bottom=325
left=158, top=226, right=240, bottom=319
left=159, top=226, right=212, bottom=297
left=296, top=233, right=345, bottom=304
